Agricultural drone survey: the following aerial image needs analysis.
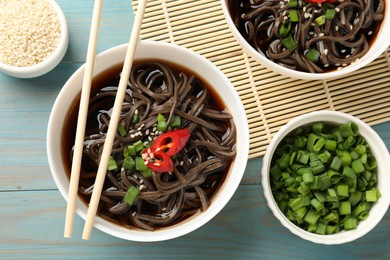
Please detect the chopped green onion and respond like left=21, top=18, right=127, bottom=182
left=288, top=0, right=298, bottom=7
left=171, top=115, right=181, bottom=129
left=124, top=185, right=140, bottom=205
left=339, top=201, right=351, bottom=215
left=304, top=210, right=321, bottom=225
left=279, top=21, right=292, bottom=38
left=126, top=145, right=136, bottom=156
left=337, top=184, right=349, bottom=197
left=133, top=140, right=144, bottom=153
left=132, top=113, right=140, bottom=124
left=142, top=168, right=153, bottom=178
left=107, top=156, right=118, bottom=171
left=317, top=150, right=331, bottom=163
left=289, top=196, right=311, bottom=211
left=315, top=15, right=326, bottom=26
left=325, top=9, right=336, bottom=20
left=330, top=156, right=342, bottom=171
left=117, top=123, right=127, bottom=137
left=340, top=122, right=359, bottom=138
left=135, top=156, right=148, bottom=172
left=305, top=48, right=320, bottom=62
left=343, top=216, right=358, bottom=230
left=352, top=159, right=365, bottom=174
left=289, top=10, right=299, bottom=22
left=325, top=140, right=337, bottom=151
left=327, top=170, right=341, bottom=184
left=157, top=113, right=166, bottom=122
left=366, top=188, right=381, bottom=202
left=157, top=121, right=168, bottom=132
left=122, top=156, right=135, bottom=170
left=281, top=34, right=298, bottom=51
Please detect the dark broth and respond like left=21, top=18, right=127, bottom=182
left=61, top=59, right=234, bottom=230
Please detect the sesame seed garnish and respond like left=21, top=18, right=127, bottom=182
left=368, top=31, right=372, bottom=35
left=179, top=161, right=184, bottom=166
left=324, top=49, right=329, bottom=55
left=132, top=212, right=137, bottom=217
left=139, top=184, right=146, bottom=190
left=135, top=109, right=139, bottom=115
left=335, top=7, right=340, bottom=12
left=318, top=33, right=324, bottom=37
left=154, top=163, right=160, bottom=166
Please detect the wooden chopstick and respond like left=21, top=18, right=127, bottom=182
left=64, top=0, right=103, bottom=239
left=81, top=0, right=148, bottom=240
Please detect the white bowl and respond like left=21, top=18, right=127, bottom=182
left=0, top=0, right=69, bottom=78
left=47, top=40, right=249, bottom=242
left=262, top=110, right=390, bottom=244
left=221, top=0, right=390, bottom=80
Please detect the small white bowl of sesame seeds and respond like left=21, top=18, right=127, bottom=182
left=221, top=0, right=390, bottom=80
left=0, top=0, right=68, bottom=78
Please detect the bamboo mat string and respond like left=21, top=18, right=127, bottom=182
left=132, top=0, right=390, bottom=159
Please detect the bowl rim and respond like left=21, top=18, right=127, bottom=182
left=220, top=0, right=390, bottom=80
left=0, top=0, right=69, bottom=78
left=47, top=40, right=249, bottom=242
left=261, top=110, right=390, bottom=244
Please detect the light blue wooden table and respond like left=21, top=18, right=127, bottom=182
left=1, top=1, right=389, bottom=259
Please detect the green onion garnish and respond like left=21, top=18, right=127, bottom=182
left=281, top=35, right=298, bottom=51
left=124, top=185, right=140, bottom=205
left=289, top=10, right=299, bottom=22
left=305, top=48, right=320, bottom=62
left=107, top=156, right=118, bottom=171
left=117, top=123, right=127, bottom=137
left=325, top=9, right=336, bottom=20
left=288, top=0, right=298, bottom=7
left=315, top=15, right=326, bottom=26
left=279, top=21, right=291, bottom=39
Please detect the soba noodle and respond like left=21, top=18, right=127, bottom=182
left=65, top=61, right=236, bottom=231
left=228, top=0, right=385, bottom=73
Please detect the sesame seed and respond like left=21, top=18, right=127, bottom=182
left=162, top=207, right=167, bottom=212
left=345, top=54, right=351, bottom=58
left=318, top=33, right=324, bottom=37
left=368, top=31, right=372, bottom=35
left=335, top=8, right=340, bottom=12
left=350, top=25, right=353, bottom=30
left=144, top=160, right=149, bottom=165
left=335, top=26, right=339, bottom=31
left=140, top=179, right=144, bottom=184
left=154, top=163, right=160, bottom=166
left=139, top=184, right=146, bottom=190
left=130, top=134, right=135, bottom=138
left=179, top=161, right=184, bottom=166
left=148, top=136, right=153, bottom=141
left=0, top=0, right=62, bottom=67
left=341, top=49, right=346, bottom=53
left=324, top=49, right=329, bottom=55
left=145, top=129, right=150, bottom=135
left=141, top=153, right=147, bottom=160
left=132, top=212, right=136, bottom=217
left=324, top=64, right=329, bottom=67
left=342, top=63, right=348, bottom=67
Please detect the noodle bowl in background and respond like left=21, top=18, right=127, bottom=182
left=221, top=0, right=390, bottom=80
left=47, top=41, right=249, bottom=241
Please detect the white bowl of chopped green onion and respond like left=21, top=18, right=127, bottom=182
left=221, top=0, right=390, bottom=80
left=262, top=110, right=390, bottom=244
left=0, top=0, right=69, bottom=78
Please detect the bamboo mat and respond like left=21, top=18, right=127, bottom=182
left=132, top=0, right=390, bottom=159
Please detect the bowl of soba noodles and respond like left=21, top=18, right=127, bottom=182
left=221, top=0, right=390, bottom=80
left=47, top=40, right=249, bottom=241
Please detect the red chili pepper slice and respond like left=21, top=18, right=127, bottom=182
left=142, top=149, right=173, bottom=173
left=151, top=128, right=190, bottom=157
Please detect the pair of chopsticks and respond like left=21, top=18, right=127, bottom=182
left=64, top=0, right=147, bottom=240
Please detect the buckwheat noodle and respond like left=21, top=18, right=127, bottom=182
left=71, top=61, right=236, bottom=231
left=228, top=0, right=385, bottom=73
